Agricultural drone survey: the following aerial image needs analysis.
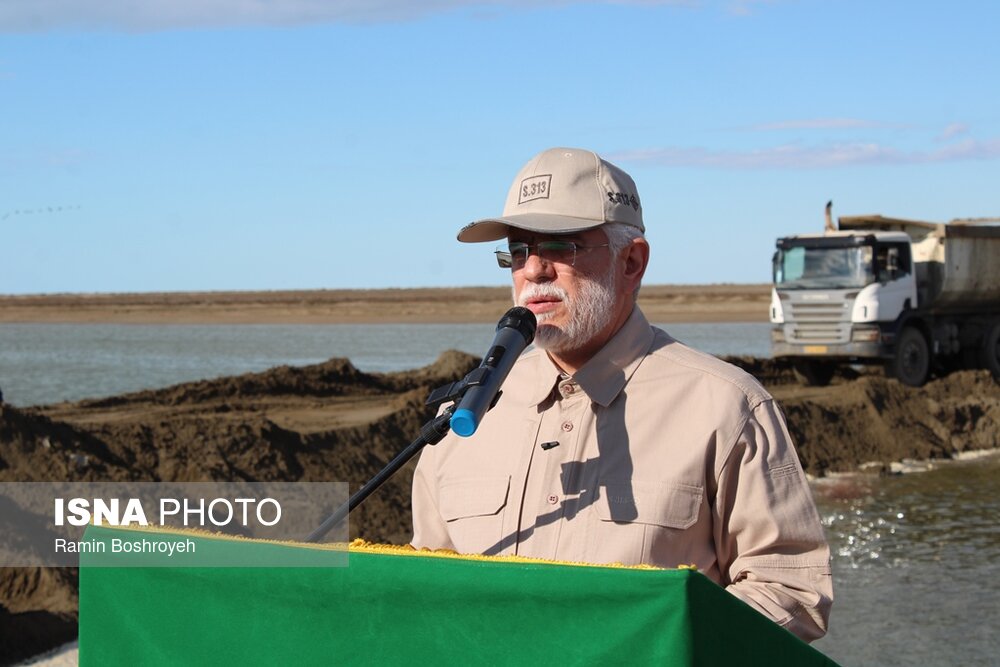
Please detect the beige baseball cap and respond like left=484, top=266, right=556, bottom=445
left=457, top=147, right=644, bottom=243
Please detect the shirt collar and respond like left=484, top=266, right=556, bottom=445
left=526, top=307, right=655, bottom=408
left=525, top=350, right=565, bottom=407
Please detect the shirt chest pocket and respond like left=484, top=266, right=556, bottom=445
left=439, top=477, right=511, bottom=556
left=597, top=480, right=703, bottom=529
left=591, top=480, right=704, bottom=567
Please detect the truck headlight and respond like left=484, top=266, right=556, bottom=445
left=851, top=326, right=880, bottom=342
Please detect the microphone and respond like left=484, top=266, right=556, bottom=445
left=450, top=307, right=537, bottom=437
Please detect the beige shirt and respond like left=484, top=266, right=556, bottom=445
left=411, top=308, right=832, bottom=641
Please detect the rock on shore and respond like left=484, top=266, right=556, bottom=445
left=1, top=351, right=998, bottom=662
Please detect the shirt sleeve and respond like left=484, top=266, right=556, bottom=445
left=410, top=447, right=455, bottom=551
left=714, top=398, right=833, bottom=642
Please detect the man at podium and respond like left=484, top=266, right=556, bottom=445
left=411, top=147, right=832, bottom=642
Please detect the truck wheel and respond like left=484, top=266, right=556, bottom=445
left=981, top=321, right=1000, bottom=381
left=890, top=327, right=930, bottom=386
left=792, top=361, right=835, bottom=387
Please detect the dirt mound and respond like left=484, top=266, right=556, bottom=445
left=0, top=565, right=78, bottom=666
left=0, top=601, right=77, bottom=666
left=2, top=350, right=998, bottom=661
left=75, top=351, right=480, bottom=410
left=773, top=369, right=1000, bottom=476
left=0, top=351, right=480, bottom=663
left=715, top=357, right=1000, bottom=475
left=720, top=355, right=867, bottom=387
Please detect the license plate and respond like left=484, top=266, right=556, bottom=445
left=803, top=345, right=828, bottom=354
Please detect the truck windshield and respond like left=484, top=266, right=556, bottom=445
left=773, top=245, right=874, bottom=289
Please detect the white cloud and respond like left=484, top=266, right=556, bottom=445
left=0, top=0, right=690, bottom=32
left=936, top=122, right=970, bottom=142
left=609, top=138, right=1000, bottom=169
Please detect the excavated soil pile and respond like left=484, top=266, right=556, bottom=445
left=2, top=351, right=999, bottom=663
left=720, top=357, right=1000, bottom=473
left=0, top=350, right=480, bottom=665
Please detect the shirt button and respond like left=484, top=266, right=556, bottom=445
left=561, top=422, right=573, bottom=432
left=547, top=495, right=559, bottom=504
left=561, top=384, right=575, bottom=396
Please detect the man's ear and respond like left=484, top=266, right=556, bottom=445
left=621, top=238, right=650, bottom=294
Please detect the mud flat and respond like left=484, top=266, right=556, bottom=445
left=0, top=284, right=770, bottom=324
left=2, top=352, right=999, bottom=663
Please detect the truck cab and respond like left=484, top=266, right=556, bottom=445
left=771, top=231, right=917, bottom=361
left=770, top=210, right=1000, bottom=387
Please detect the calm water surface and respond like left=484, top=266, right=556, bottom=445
left=0, top=322, right=770, bottom=406
left=1, top=322, right=997, bottom=666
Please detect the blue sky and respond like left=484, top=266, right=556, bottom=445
left=2, top=0, right=998, bottom=294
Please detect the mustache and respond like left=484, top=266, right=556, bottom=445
left=515, top=283, right=569, bottom=307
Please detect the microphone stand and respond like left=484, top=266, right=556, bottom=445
left=304, top=369, right=499, bottom=543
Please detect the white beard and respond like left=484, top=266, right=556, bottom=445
left=513, top=265, right=618, bottom=355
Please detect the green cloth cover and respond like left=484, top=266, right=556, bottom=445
left=79, top=525, right=838, bottom=666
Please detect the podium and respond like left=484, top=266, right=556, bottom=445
left=79, top=525, right=838, bottom=666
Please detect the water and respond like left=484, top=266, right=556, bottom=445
left=811, top=454, right=1000, bottom=666
left=2, top=321, right=997, bottom=665
left=0, top=322, right=770, bottom=406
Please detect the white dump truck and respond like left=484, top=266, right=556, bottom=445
left=770, top=204, right=1000, bottom=386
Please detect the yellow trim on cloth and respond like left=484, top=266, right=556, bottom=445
left=87, top=523, right=697, bottom=571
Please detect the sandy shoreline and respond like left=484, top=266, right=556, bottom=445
left=0, top=284, right=771, bottom=324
